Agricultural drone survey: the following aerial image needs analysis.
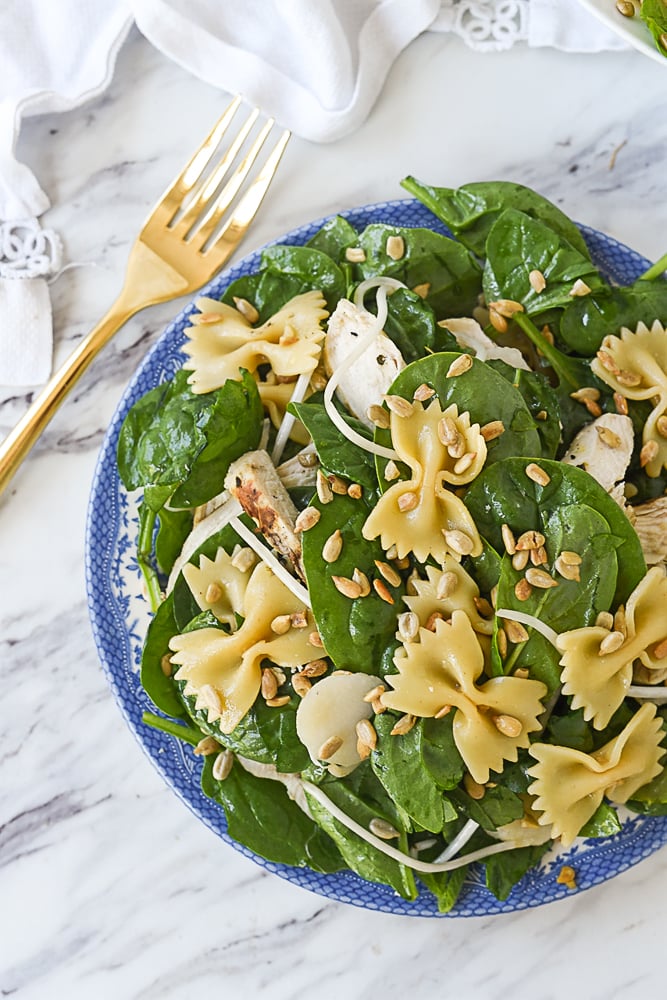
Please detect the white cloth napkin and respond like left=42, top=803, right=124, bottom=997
left=0, top=0, right=628, bottom=387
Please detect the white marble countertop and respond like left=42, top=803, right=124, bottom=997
left=1, top=25, right=666, bottom=1000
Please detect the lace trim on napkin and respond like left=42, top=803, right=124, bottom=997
left=0, top=219, right=62, bottom=279
left=435, top=1, right=529, bottom=51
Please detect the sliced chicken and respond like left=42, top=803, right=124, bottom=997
left=323, top=298, right=405, bottom=429
left=561, top=413, right=634, bottom=492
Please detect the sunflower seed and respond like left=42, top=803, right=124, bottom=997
left=233, top=296, right=259, bottom=323
left=525, top=567, right=558, bottom=589
left=212, top=749, right=234, bottom=781
left=318, top=735, right=344, bottom=760
left=493, top=714, right=523, bottom=738
left=322, top=529, right=343, bottom=563
left=446, top=354, right=473, bottom=378
left=525, top=463, right=551, bottom=487
left=369, top=817, right=400, bottom=840
left=294, top=506, right=321, bottom=533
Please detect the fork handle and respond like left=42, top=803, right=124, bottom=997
left=0, top=298, right=136, bottom=497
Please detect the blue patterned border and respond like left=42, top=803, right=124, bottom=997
left=85, top=198, right=667, bottom=917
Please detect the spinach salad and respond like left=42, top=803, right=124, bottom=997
left=117, top=178, right=667, bottom=911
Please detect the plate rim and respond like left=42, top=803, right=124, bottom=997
left=85, top=194, right=667, bottom=918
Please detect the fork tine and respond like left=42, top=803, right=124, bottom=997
left=188, top=116, right=279, bottom=248
left=158, top=94, right=243, bottom=221
left=201, top=126, right=291, bottom=259
left=171, top=107, right=261, bottom=235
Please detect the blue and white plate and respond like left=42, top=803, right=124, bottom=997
left=86, top=198, right=667, bottom=917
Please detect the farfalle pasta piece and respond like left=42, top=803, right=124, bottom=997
left=183, top=290, right=328, bottom=393
left=256, top=378, right=309, bottom=444
left=362, top=397, right=486, bottom=563
left=527, top=703, right=665, bottom=846
left=181, top=547, right=251, bottom=629
left=558, top=565, right=667, bottom=729
left=169, top=562, right=319, bottom=733
left=381, top=609, right=547, bottom=783
left=402, top=559, right=493, bottom=636
left=591, top=320, right=667, bottom=477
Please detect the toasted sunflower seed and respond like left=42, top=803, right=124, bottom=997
left=437, top=415, right=459, bottom=446
left=596, top=611, right=614, bottom=630
left=345, top=247, right=366, bottom=263
left=446, top=354, right=473, bottom=378
left=596, top=425, right=622, bottom=449
left=504, top=619, right=529, bottom=644
left=385, top=235, right=405, bottom=260
left=463, top=774, right=486, bottom=800
left=515, top=578, right=533, bottom=602
left=384, top=460, right=401, bottom=481
left=231, top=546, right=257, bottom=572
left=530, top=545, right=548, bottom=567
left=383, top=394, right=414, bottom=418
left=453, top=451, right=477, bottom=475
left=493, top=714, right=523, bottom=738
left=617, top=369, right=642, bottom=388
left=413, top=382, right=436, bottom=401
left=322, top=529, right=343, bottom=563
left=318, top=735, right=344, bottom=760
left=233, top=296, right=260, bottom=323
left=480, top=420, right=505, bottom=442
left=397, top=611, right=420, bottom=643
left=352, top=567, right=371, bottom=597
left=363, top=683, right=387, bottom=703
left=271, top=614, right=292, bottom=635
left=356, top=718, right=378, bottom=751
left=613, top=392, right=629, bottom=416
left=525, top=462, right=551, bottom=487
left=295, top=506, right=321, bottom=533
left=497, top=627, right=508, bottom=658
left=569, top=279, right=591, bottom=297
left=412, top=282, right=430, bottom=298
left=373, top=578, right=395, bottom=604
left=529, top=269, right=546, bottom=293
left=512, top=549, right=529, bottom=572
left=443, top=529, right=474, bottom=556
left=425, top=611, right=444, bottom=631
left=436, top=570, right=459, bottom=600
left=656, top=415, right=667, bottom=439
left=369, top=817, right=400, bottom=840
left=292, top=672, right=312, bottom=698
left=194, top=736, right=220, bottom=757
left=348, top=483, right=363, bottom=499
left=599, top=631, right=626, bottom=655
left=515, top=529, right=546, bottom=551
left=316, top=469, right=334, bottom=504
left=367, top=403, right=391, bottom=428
left=525, top=567, right=558, bottom=589
left=488, top=308, right=508, bottom=334
left=332, top=575, right=363, bottom=599
left=212, top=749, right=234, bottom=781
left=390, top=713, right=416, bottom=736
left=501, top=523, right=517, bottom=555
left=261, top=669, right=279, bottom=701
left=640, top=440, right=659, bottom=467
left=555, top=555, right=580, bottom=581
left=374, top=560, right=402, bottom=587
left=308, top=630, right=324, bottom=648
left=302, top=658, right=329, bottom=677
left=398, top=491, right=419, bottom=512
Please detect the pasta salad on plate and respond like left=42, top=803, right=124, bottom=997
left=88, top=178, right=667, bottom=915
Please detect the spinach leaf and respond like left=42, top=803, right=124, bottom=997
left=559, top=280, right=667, bottom=356
left=487, top=359, right=561, bottom=459
left=259, top=245, right=346, bottom=311
left=640, top=0, right=667, bottom=55
left=306, top=763, right=418, bottom=899
left=421, top=714, right=466, bottom=791
left=117, top=369, right=263, bottom=509
left=288, top=399, right=378, bottom=490
left=356, top=224, right=482, bottom=318
left=401, top=177, right=591, bottom=259
left=383, top=287, right=459, bottom=363
left=465, top=457, right=646, bottom=607
left=306, top=215, right=358, bottom=261
left=201, top=756, right=344, bottom=872
left=140, top=593, right=187, bottom=718
left=301, top=493, right=405, bottom=674
left=181, top=682, right=310, bottom=772
left=419, top=867, right=468, bottom=914
left=370, top=714, right=447, bottom=833
left=484, top=843, right=550, bottom=901
left=450, top=784, right=524, bottom=832
left=155, top=505, right=193, bottom=576
left=580, top=802, right=622, bottom=838
left=377, top=353, right=542, bottom=475
left=483, top=209, right=602, bottom=315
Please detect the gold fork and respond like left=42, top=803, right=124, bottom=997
left=0, top=96, right=290, bottom=496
